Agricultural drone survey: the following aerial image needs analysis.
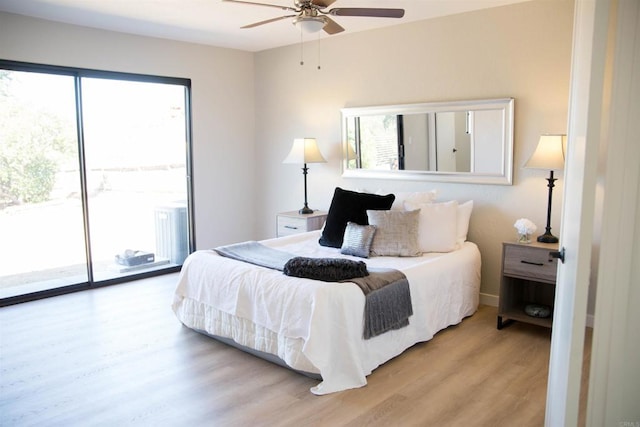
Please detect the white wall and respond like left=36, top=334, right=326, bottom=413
left=0, top=12, right=256, bottom=250
left=253, top=0, right=575, bottom=300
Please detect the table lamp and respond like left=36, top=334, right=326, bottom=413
left=283, top=138, right=326, bottom=214
left=525, top=134, right=566, bottom=243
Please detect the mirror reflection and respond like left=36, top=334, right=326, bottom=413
left=342, top=98, right=514, bottom=185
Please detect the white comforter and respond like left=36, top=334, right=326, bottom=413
left=172, top=230, right=481, bottom=395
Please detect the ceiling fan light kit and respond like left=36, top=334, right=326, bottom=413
left=224, top=0, right=404, bottom=35
left=293, top=16, right=326, bottom=33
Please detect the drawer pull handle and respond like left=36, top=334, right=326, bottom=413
left=521, top=260, right=544, bottom=266
left=284, top=225, right=298, bottom=230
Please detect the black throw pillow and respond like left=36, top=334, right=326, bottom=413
left=318, top=187, right=395, bottom=248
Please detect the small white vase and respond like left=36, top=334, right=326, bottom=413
left=518, top=233, right=532, bottom=244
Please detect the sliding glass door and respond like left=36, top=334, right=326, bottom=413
left=0, top=63, right=193, bottom=301
left=0, top=70, right=88, bottom=298
left=81, top=78, right=189, bottom=282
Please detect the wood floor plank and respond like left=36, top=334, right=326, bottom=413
left=0, top=273, right=590, bottom=426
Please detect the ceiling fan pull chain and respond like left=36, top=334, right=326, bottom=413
left=317, top=33, right=321, bottom=70
left=300, top=30, right=304, bottom=66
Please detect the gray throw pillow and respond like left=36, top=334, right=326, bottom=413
left=367, top=209, right=422, bottom=257
left=340, top=222, right=377, bottom=258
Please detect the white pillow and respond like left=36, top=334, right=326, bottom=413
left=390, top=190, right=438, bottom=210
left=404, top=200, right=458, bottom=253
left=456, top=200, right=474, bottom=247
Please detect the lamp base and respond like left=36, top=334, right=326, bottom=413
left=537, top=232, right=559, bottom=244
left=299, top=206, right=314, bottom=215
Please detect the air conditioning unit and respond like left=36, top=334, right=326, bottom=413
left=154, top=203, right=188, bottom=265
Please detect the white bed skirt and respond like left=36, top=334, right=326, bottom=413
left=174, top=296, right=320, bottom=375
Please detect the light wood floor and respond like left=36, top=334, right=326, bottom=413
left=0, top=273, right=591, bottom=426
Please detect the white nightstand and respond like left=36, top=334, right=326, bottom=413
left=276, top=210, right=327, bottom=237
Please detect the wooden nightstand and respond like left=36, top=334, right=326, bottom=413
left=276, top=210, right=327, bottom=237
left=497, top=241, right=559, bottom=330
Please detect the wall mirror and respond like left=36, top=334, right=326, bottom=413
left=341, top=98, right=514, bottom=185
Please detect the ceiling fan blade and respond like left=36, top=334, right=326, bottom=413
left=322, top=16, right=345, bottom=34
left=222, top=0, right=298, bottom=13
left=327, top=8, right=405, bottom=18
left=241, top=14, right=298, bottom=29
left=311, top=0, right=337, bottom=8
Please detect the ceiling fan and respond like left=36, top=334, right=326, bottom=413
left=223, top=0, right=405, bottom=35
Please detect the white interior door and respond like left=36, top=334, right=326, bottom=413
left=434, top=112, right=456, bottom=172
left=545, top=0, right=611, bottom=425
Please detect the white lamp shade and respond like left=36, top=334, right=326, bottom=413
left=283, top=138, right=326, bottom=164
left=525, top=134, right=566, bottom=170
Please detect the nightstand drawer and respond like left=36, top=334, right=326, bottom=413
left=277, top=216, right=309, bottom=236
left=503, top=244, right=558, bottom=283
left=276, top=210, right=327, bottom=237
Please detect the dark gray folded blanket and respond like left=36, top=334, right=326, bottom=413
left=345, top=268, right=413, bottom=339
left=283, top=257, right=368, bottom=281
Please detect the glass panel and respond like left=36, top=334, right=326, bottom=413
left=81, top=78, right=189, bottom=282
left=0, top=70, right=88, bottom=298
left=357, top=115, right=399, bottom=170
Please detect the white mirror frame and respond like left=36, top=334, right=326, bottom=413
left=341, top=98, right=514, bottom=185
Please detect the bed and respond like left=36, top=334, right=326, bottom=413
left=172, top=188, right=481, bottom=395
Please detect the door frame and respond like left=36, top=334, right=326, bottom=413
left=586, top=0, right=640, bottom=424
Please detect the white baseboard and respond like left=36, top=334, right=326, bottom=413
left=479, top=292, right=595, bottom=328
left=480, top=293, right=499, bottom=307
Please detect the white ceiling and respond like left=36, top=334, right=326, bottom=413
left=0, top=0, right=529, bottom=52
